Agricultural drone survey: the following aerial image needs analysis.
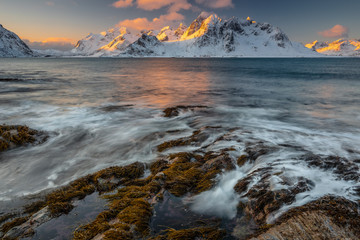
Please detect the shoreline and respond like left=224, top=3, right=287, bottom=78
left=1, top=106, right=359, bottom=239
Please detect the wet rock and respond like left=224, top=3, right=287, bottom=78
left=244, top=143, right=278, bottom=162
left=201, top=151, right=235, bottom=171
left=150, top=225, right=226, bottom=240
left=157, top=129, right=208, bottom=152
left=0, top=125, right=48, bottom=152
left=234, top=167, right=314, bottom=225
left=234, top=176, right=252, bottom=194
left=2, top=207, right=51, bottom=239
left=250, top=196, right=360, bottom=240
left=162, top=105, right=208, bottom=118
left=157, top=126, right=223, bottom=153
left=100, top=105, right=134, bottom=112
left=304, top=154, right=360, bottom=181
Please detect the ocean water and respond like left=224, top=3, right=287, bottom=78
left=0, top=58, right=359, bottom=218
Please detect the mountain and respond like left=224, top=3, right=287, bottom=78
left=71, top=13, right=318, bottom=57
left=305, top=39, right=360, bottom=56
left=157, top=24, right=187, bottom=42
left=0, top=24, right=33, bottom=57
left=71, top=27, right=128, bottom=55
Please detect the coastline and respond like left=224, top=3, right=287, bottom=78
left=1, top=106, right=359, bottom=239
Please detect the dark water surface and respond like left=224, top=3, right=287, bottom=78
left=0, top=58, right=359, bottom=219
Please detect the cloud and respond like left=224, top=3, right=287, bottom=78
left=318, top=25, right=349, bottom=38
left=46, top=1, right=55, bottom=6
left=195, top=0, right=233, bottom=8
left=112, top=0, right=133, bottom=8
left=111, top=0, right=233, bottom=32
left=112, top=0, right=191, bottom=11
left=118, top=11, right=184, bottom=31
left=114, top=0, right=191, bottom=32
left=24, top=38, right=75, bottom=51
left=137, top=0, right=191, bottom=11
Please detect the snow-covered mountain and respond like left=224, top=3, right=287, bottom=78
left=71, top=27, right=130, bottom=55
left=0, top=24, right=33, bottom=57
left=72, top=12, right=319, bottom=57
left=157, top=24, right=187, bottom=42
left=306, top=39, right=360, bottom=56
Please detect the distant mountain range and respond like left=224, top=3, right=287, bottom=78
left=70, top=12, right=317, bottom=57
left=0, top=24, right=33, bottom=57
left=3, top=13, right=360, bottom=58
left=305, top=39, right=360, bottom=56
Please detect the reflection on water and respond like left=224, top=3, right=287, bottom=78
left=108, top=59, right=212, bottom=107
left=0, top=58, right=360, bottom=210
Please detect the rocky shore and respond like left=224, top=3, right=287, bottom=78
left=0, top=108, right=359, bottom=240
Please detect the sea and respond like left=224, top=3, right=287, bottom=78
left=0, top=58, right=359, bottom=221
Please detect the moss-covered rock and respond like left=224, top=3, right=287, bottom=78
left=0, top=125, right=47, bottom=152
left=162, top=106, right=208, bottom=118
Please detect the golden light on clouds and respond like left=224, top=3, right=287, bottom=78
left=318, top=25, right=349, bottom=38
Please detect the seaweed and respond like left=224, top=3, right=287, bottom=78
left=157, top=130, right=202, bottom=152
left=163, top=106, right=208, bottom=118
left=0, top=125, right=46, bottom=152
left=150, top=226, right=226, bottom=240
left=237, top=155, right=248, bottom=167
left=0, top=216, right=29, bottom=234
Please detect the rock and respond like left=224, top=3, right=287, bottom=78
left=162, top=105, right=208, bottom=118
left=304, top=154, right=360, bottom=181
left=125, top=34, right=161, bottom=56
left=3, top=207, right=51, bottom=239
left=234, top=167, right=314, bottom=225
left=0, top=125, right=48, bottom=152
left=250, top=196, right=360, bottom=240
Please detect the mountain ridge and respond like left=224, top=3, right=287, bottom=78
left=0, top=24, right=34, bottom=57
left=73, top=13, right=319, bottom=57
left=306, top=39, right=360, bottom=56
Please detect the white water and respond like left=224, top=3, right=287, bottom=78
left=0, top=58, right=359, bottom=219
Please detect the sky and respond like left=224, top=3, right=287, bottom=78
left=0, top=0, right=359, bottom=50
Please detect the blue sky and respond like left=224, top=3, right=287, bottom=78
left=0, top=0, right=359, bottom=50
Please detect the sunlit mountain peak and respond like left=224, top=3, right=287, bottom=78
left=180, top=12, right=221, bottom=41
left=306, top=39, right=360, bottom=56
left=70, top=13, right=318, bottom=57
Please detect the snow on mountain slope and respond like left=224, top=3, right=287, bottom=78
left=157, top=24, right=187, bottom=42
left=0, top=24, right=33, bottom=57
left=72, top=13, right=319, bottom=57
left=116, top=14, right=318, bottom=57
left=71, top=27, right=124, bottom=55
left=306, top=39, right=360, bottom=56
left=98, top=27, right=138, bottom=53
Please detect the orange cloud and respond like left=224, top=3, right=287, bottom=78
left=41, top=37, right=75, bottom=43
left=114, top=0, right=191, bottom=32
left=112, top=0, right=191, bottom=11
left=46, top=1, right=55, bottom=6
left=318, top=25, right=349, bottom=38
left=118, top=12, right=185, bottom=31
left=195, top=0, right=233, bottom=8
left=136, top=0, right=191, bottom=11
left=112, top=0, right=133, bottom=8
left=24, top=38, right=75, bottom=51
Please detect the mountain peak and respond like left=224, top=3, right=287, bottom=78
left=180, top=13, right=221, bottom=40
left=70, top=13, right=317, bottom=57
left=198, top=11, right=212, bottom=20
left=0, top=25, right=33, bottom=57
left=306, top=39, right=360, bottom=56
